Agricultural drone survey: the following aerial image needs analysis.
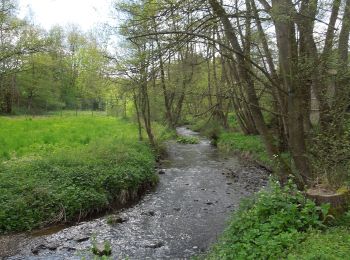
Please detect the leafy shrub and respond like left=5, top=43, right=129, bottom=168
left=207, top=180, right=329, bottom=259
left=176, top=136, right=200, bottom=144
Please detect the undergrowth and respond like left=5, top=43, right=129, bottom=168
left=287, top=226, right=350, bottom=259
left=206, top=180, right=329, bottom=259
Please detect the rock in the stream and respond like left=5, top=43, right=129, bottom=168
left=144, top=241, right=164, bottom=249
left=118, top=216, right=129, bottom=223
left=46, top=243, right=59, bottom=251
left=74, top=235, right=90, bottom=242
left=62, top=246, right=76, bottom=252
left=158, top=170, right=166, bottom=175
left=141, top=211, right=155, bottom=216
left=31, top=244, right=46, bottom=255
left=31, top=243, right=58, bottom=254
left=109, top=216, right=129, bottom=224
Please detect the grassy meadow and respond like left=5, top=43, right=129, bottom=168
left=0, top=114, right=166, bottom=234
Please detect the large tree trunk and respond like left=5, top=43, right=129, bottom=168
left=270, top=0, right=311, bottom=185
left=333, top=0, right=350, bottom=130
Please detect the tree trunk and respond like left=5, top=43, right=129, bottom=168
left=270, top=0, right=311, bottom=185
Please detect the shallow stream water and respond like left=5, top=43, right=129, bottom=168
left=3, top=127, right=268, bottom=259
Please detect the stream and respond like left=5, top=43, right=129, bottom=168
left=3, top=127, right=268, bottom=259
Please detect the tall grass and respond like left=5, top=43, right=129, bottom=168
left=0, top=115, right=160, bottom=233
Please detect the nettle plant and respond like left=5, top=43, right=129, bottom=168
left=209, top=180, right=329, bottom=259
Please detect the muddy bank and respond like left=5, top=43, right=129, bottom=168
left=4, top=127, right=269, bottom=259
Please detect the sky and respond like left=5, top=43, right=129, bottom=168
left=18, top=0, right=114, bottom=32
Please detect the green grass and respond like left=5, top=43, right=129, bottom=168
left=0, top=115, right=159, bottom=233
left=217, top=132, right=272, bottom=167
left=287, top=227, right=350, bottom=260
left=0, top=114, right=120, bottom=159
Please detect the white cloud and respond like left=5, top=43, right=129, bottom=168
left=18, top=0, right=114, bottom=31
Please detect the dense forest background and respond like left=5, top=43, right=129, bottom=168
left=0, top=0, right=114, bottom=115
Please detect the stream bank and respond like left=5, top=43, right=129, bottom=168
left=4, top=127, right=268, bottom=259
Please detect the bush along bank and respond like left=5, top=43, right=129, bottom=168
left=0, top=116, right=167, bottom=234
left=206, top=180, right=332, bottom=259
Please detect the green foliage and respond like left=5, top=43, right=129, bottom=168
left=227, top=113, right=240, bottom=130
left=309, top=125, right=350, bottom=188
left=176, top=136, right=200, bottom=144
left=217, top=132, right=272, bottom=167
left=287, top=227, right=350, bottom=260
left=0, top=115, right=158, bottom=234
left=1, top=19, right=110, bottom=115
left=207, top=180, right=328, bottom=260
